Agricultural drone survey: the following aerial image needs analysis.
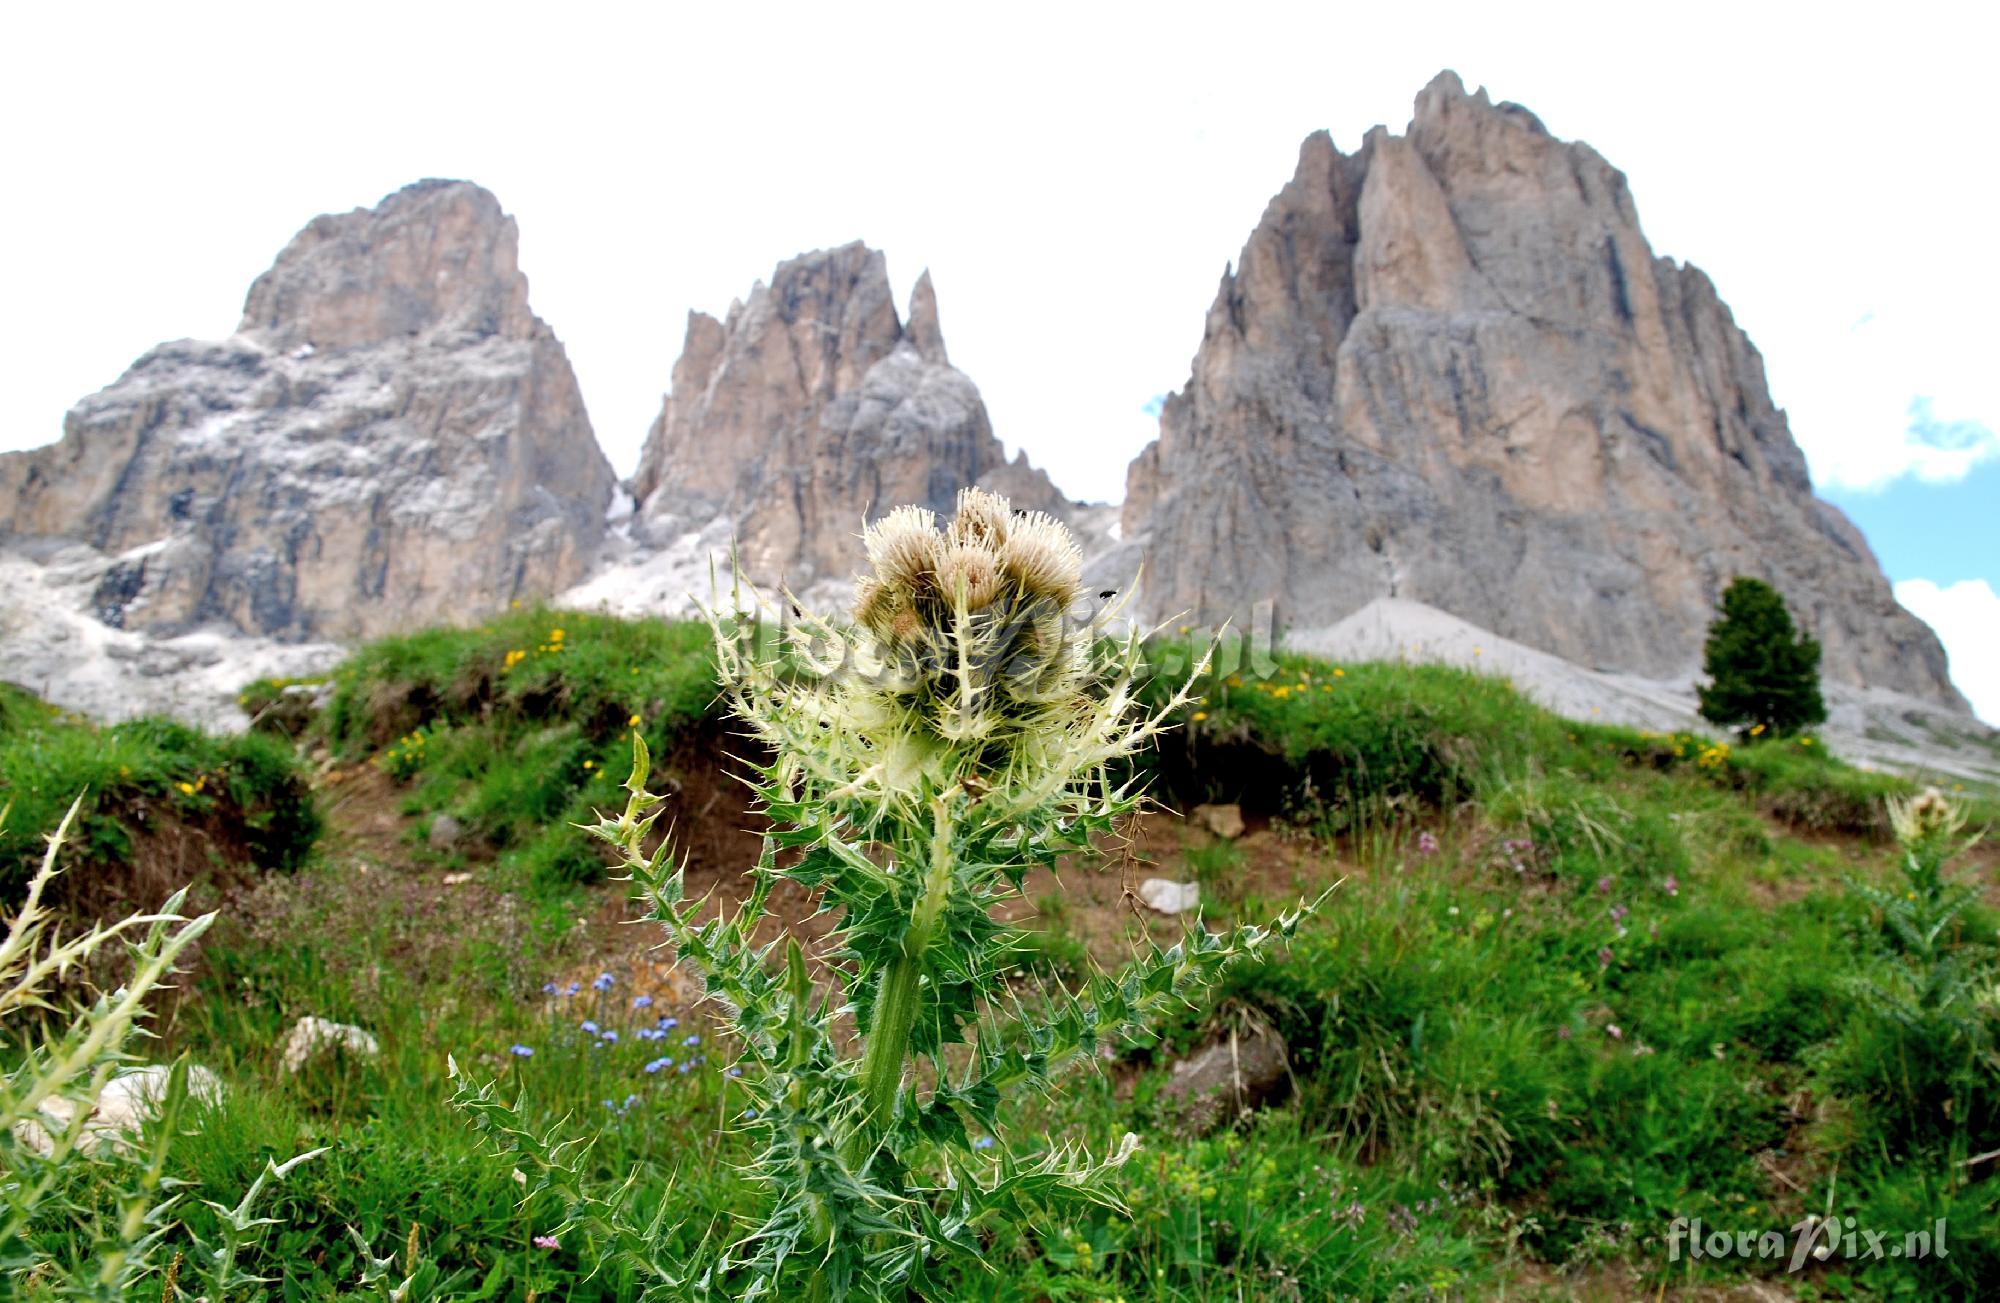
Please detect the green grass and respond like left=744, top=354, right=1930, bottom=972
left=11, top=620, right=1999, bottom=1297
left=0, top=682, right=318, bottom=901
left=314, top=607, right=722, bottom=889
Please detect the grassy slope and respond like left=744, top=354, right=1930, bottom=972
left=0, top=682, right=318, bottom=903
left=19, top=613, right=2000, bottom=1299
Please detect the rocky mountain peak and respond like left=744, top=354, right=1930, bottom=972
left=238, top=179, right=535, bottom=351
left=904, top=270, right=948, bottom=365
left=631, top=243, right=1068, bottom=592
left=1122, top=71, right=1963, bottom=708
left=0, top=180, right=613, bottom=643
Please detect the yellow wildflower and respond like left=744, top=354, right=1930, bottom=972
left=177, top=782, right=195, bottom=796
left=1191, top=711, right=1208, bottom=723
left=628, top=714, right=642, bottom=728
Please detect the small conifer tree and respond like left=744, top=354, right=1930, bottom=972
left=1697, top=576, right=1827, bottom=738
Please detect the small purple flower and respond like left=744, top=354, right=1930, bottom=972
left=534, top=1234, right=559, bottom=1250
left=743, top=1108, right=759, bottom=1119
left=973, top=1135, right=996, bottom=1150
left=1609, top=904, right=1629, bottom=924
left=1663, top=875, right=1679, bottom=897
left=1416, top=831, right=1440, bottom=858
left=677, top=1061, right=692, bottom=1074
left=727, top=1066, right=743, bottom=1078
left=632, top=995, right=654, bottom=1009
left=541, top=982, right=559, bottom=996
left=580, top=1020, right=600, bottom=1034
left=1557, top=1025, right=1572, bottom=1040
left=510, top=1044, right=534, bottom=1057
left=623, top=1093, right=639, bottom=1110
left=564, top=981, right=580, bottom=997
left=593, top=972, right=614, bottom=992
left=1606, top=1024, right=1623, bottom=1040
left=683, top=1034, right=700, bottom=1047
left=1597, top=947, right=1614, bottom=969
left=1596, top=876, right=1614, bottom=895
left=600, top=1030, right=619, bottom=1044
left=660, top=1016, right=679, bottom=1031
left=645, top=1056, right=673, bottom=1074
left=601, top=1098, right=616, bottom=1110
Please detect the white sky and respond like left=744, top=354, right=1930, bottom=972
left=3, top=2, right=1995, bottom=716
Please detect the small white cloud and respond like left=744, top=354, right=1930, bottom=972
left=1895, top=578, right=2000, bottom=725
left=1898, top=399, right=2000, bottom=486
left=1787, top=309, right=2000, bottom=493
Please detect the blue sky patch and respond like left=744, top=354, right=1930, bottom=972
left=1824, top=461, right=2000, bottom=588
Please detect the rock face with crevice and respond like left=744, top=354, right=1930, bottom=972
left=0, top=179, right=614, bottom=641
left=1123, top=72, right=1963, bottom=707
left=631, top=242, right=1068, bottom=591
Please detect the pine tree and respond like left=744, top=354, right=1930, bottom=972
left=1697, top=576, right=1828, bottom=738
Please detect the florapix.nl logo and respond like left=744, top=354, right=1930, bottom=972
left=1667, top=1216, right=1948, bottom=1273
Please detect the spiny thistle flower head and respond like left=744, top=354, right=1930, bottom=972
left=1890, top=786, right=1966, bottom=846
left=853, top=487, right=1087, bottom=753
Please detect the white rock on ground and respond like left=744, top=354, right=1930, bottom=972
left=280, top=1016, right=380, bottom=1074
left=13, top=1063, right=226, bottom=1157
left=1138, top=878, right=1201, bottom=915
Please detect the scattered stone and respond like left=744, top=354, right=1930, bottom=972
left=280, top=1016, right=380, bottom=1074
left=14, top=1064, right=225, bottom=1157
left=428, top=814, right=464, bottom=852
left=1193, top=803, right=1245, bottom=840
left=1156, top=1023, right=1291, bottom=1136
left=1138, top=878, right=1200, bottom=915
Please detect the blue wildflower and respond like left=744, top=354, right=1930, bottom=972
left=659, top=1016, right=679, bottom=1030
left=580, top=1020, right=600, bottom=1034
left=677, top=1062, right=692, bottom=1075
left=645, top=1057, right=672, bottom=1074
left=727, top=1066, right=742, bottom=1078
left=974, top=1136, right=995, bottom=1150
left=632, top=995, right=654, bottom=1010
left=601, top=1030, right=619, bottom=1044
left=541, top=982, right=558, bottom=995
left=593, top=972, right=614, bottom=992
left=683, top=1034, right=701, bottom=1047
left=564, top=981, right=580, bottom=997
left=510, top=1045, right=534, bottom=1057
left=743, top=1108, right=759, bottom=1119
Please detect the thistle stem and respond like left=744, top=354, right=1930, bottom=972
left=859, top=953, right=923, bottom=1126
left=853, top=795, right=957, bottom=1146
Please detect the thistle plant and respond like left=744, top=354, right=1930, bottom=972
left=549, top=490, right=1314, bottom=1297
left=1850, top=788, right=1990, bottom=1032
left=0, top=799, right=328, bottom=1300
left=0, top=798, right=211, bottom=1296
